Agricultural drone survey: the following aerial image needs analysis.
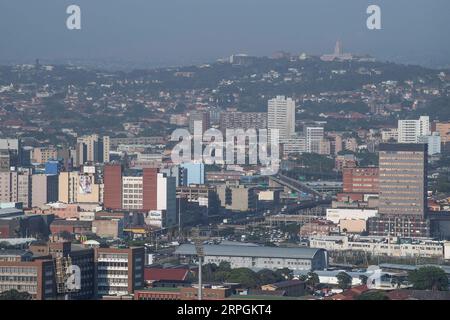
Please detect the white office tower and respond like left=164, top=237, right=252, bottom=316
left=305, top=127, right=324, bottom=154
left=268, top=96, right=296, bottom=140
left=418, top=132, right=441, bottom=155
left=398, top=116, right=430, bottom=143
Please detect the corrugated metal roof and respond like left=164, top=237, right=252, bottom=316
left=0, top=208, right=24, bottom=218
left=380, top=263, right=450, bottom=274
left=0, top=238, right=36, bottom=245
left=175, top=244, right=325, bottom=259
left=0, top=249, right=32, bottom=257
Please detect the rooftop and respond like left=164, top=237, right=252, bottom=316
left=144, top=267, right=189, bottom=282
left=175, top=244, right=325, bottom=260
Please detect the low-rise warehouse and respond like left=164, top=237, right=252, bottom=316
left=175, top=244, right=328, bottom=271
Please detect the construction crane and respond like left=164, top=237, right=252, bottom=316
left=192, top=228, right=205, bottom=301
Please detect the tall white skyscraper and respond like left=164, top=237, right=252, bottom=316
left=268, top=96, right=296, bottom=140
left=305, top=127, right=324, bottom=154
left=398, top=116, right=430, bottom=143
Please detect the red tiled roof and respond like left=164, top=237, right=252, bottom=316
left=327, top=285, right=369, bottom=300
left=144, top=268, right=189, bottom=282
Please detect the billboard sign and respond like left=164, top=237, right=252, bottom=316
left=79, top=175, right=93, bottom=194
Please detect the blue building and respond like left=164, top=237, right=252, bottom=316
left=181, top=163, right=205, bottom=185
left=45, top=160, right=61, bottom=175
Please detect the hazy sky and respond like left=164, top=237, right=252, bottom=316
left=0, top=0, right=449, bottom=67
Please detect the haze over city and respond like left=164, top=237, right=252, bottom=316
left=1, top=0, right=450, bottom=68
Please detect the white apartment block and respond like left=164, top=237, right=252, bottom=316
left=305, top=127, right=324, bottom=154
left=398, top=116, right=430, bottom=143
left=268, top=96, right=296, bottom=140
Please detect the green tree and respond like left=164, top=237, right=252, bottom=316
left=274, top=268, right=293, bottom=280
left=306, top=272, right=320, bottom=292
left=218, top=261, right=231, bottom=272
left=0, top=289, right=32, bottom=300
left=356, top=291, right=389, bottom=300
left=257, top=269, right=284, bottom=285
left=202, top=263, right=218, bottom=282
left=408, top=266, right=449, bottom=291
left=336, top=272, right=353, bottom=290
left=213, top=271, right=231, bottom=282
left=227, top=268, right=260, bottom=288
left=298, top=274, right=308, bottom=282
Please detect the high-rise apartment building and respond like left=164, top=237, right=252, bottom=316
left=0, top=169, right=32, bottom=208
left=398, top=116, right=430, bottom=143
left=305, top=127, right=324, bottom=154
left=220, top=112, right=267, bottom=132
left=17, top=171, right=32, bottom=208
left=188, top=111, right=210, bottom=134
left=378, top=143, right=427, bottom=218
left=268, top=96, right=296, bottom=140
left=76, top=135, right=110, bottom=166
left=0, top=171, right=17, bottom=204
left=368, top=143, right=429, bottom=237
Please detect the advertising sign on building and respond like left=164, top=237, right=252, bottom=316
left=79, top=175, right=93, bottom=194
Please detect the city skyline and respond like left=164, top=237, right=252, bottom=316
left=1, top=1, right=450, bottom=303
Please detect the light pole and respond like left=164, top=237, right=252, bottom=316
left=193, top=228, right=204, bottom=300
left=178, top=197, right=182, bottom=240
